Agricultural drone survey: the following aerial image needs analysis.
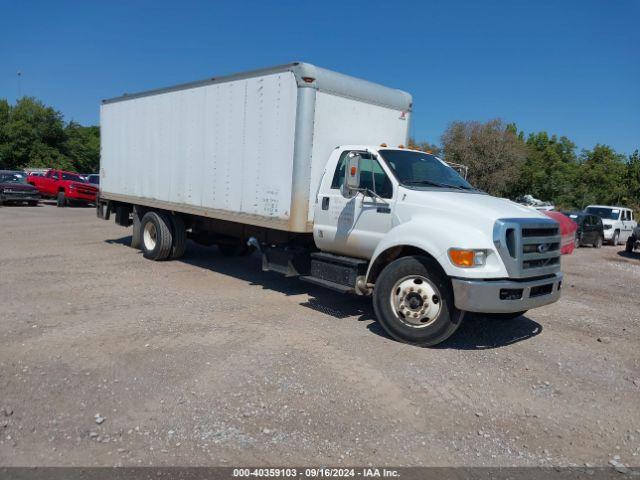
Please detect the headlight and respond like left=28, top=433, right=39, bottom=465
left=603, top=224, right=612, bottom=230
left=448, top=248, right=487, bottom=268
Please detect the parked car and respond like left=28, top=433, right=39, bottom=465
left=626, top=225, right=640, bottom=253
left=0, top=170, right=40, bottom=206
left=585, top=205, right=636, bottom=245
left=562, top=212, right=604, bottom=248
left=27, top=169, right=98, bottom=207
left=86, top=174, right=100, bottom=186
left=96, top=62, right=563, bottom=347
left=543, top=210, right=577, bottom=254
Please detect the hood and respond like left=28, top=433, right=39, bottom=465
left=399, top=189, right=547, bottom=223
left=0, top=182, right=38, bottom=191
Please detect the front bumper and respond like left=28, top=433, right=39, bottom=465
left=1, top=192, right=40, bottom=202
left=451, top=272, right=563, bottom=313
left=68, top=192, right=97, bottom=203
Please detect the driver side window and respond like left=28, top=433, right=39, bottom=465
left=330, top=151, right=393, bottom=199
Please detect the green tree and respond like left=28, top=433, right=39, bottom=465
left=0, top=97, right=99, bottom=172
left=576, top=144, right=628, bottom=208
left=512, top=132, right=580, bottom=207
left=63, top=122, right=100, bottom=173
left=440, top=119, right=527, bottom=196
left=623, top=149, right=640, bottom=209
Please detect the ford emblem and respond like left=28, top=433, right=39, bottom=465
left=537, top=243, right=550, bottom=253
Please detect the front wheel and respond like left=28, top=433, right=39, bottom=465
left=627, top=237, right=635, bottom=253
left=372, top=256, right=463, bottom=346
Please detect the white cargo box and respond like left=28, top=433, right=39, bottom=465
left=100, top=62, right=411, bottom=232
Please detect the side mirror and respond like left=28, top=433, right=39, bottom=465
left=342, top=152, right=362, bottom=197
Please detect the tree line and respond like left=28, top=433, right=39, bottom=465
left=410, top=119, right=639, bottom=211
left=0, top=97, right=99, bottom=174
left=0, top=97, right=637, bottom=211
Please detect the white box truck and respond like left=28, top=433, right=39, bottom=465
left=97, top=62, right=563, bottom=346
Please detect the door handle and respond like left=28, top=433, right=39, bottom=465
left=322, top=197, right=330, bottom=210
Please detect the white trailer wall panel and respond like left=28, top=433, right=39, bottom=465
left=101, top=72, right=298, bottom=224
left=100, top=63, right=411, bottom=232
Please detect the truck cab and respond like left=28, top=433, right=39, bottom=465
left=309, top=145, right=563, bottom=344
left=28, top=169, right=98, bottom=207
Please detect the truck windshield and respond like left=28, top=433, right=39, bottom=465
left=585, top=207, right=620, bottom=221
left=378, top=150, right=475, bottom=190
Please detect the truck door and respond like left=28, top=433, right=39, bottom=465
left=38, top=170, right=55, bottom=196
left=314, top=150, right=395, bottom=258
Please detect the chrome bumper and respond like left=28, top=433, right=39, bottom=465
left=451, top=272, right=563, bottom=313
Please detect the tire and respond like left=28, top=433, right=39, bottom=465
left=131, top=209, right=142, bottom=249
left=28, top=201, right=38, bottom=206
left=56, top=191, right=66, bottom=207
left=574, top=235, right=581, bottom=248
left=483, top=311, right=528, bottom=320
left=140, top=211, right=173, bottom=261
left=168, top=214, right=187, bottom=259
left=612, top=231, right=619, bottom=246
left=593, top=235, right=603, bottom=249
left=372, top=255, right=463, bottom=346
left=627, top=237, right=635, bottom=253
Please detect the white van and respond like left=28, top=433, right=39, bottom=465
left=585, top=205, right=636, bottom=245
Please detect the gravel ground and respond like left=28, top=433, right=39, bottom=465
left=0, top=203, right=638, bottom=467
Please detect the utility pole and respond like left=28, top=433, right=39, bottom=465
left=17, top=70, right=22, bottom=99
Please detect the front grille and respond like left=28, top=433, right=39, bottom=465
left=494, top=218, right=562, bottom=278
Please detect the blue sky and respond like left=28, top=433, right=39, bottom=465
left=1, top=0, right=638, bottom=154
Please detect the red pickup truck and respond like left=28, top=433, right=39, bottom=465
left=27, top=169, right=98, bottom=207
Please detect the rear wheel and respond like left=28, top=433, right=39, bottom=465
left=373, top=255, right=463, bottom=346
left=56, top=191, right=66, bottom=207
left=626, top=237, right=635, bottom=253
left=483, top=311, right=528, bottom=320
left=140, top=211, right=173, bottom=260
left=593, top=235, right=603, bottom=248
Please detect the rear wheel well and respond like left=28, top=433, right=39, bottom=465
left=367, top=246, right=447, bottom=285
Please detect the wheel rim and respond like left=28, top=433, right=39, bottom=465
left=389, top=275, right=442, bottom=328
left=143, top=222, right=157, bottom=251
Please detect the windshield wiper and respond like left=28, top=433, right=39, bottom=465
left=404, top=180, right=472, bottom=190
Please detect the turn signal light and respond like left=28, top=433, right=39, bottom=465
left=350, top=166, right=357, bottom=176
left=448, top=249, right=487, bottom=268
